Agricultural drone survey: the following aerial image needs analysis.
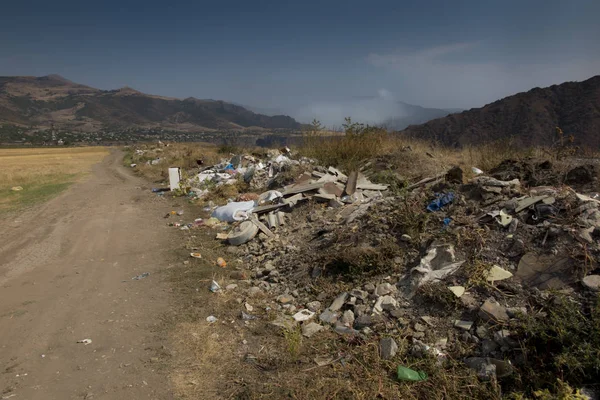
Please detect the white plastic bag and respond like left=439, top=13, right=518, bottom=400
left=211, top=200, right=255, bottom=222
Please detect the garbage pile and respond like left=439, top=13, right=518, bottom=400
left=179, top=152, right=600, bottom=393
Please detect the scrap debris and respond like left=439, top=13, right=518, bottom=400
left=140, top=142, right=600, bottom=393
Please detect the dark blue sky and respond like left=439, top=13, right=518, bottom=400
left=1, top=0, right=599, bottom=124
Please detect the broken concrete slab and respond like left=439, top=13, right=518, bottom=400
left=516, top=252, right=574, bottom=289
left=454, top=320, right=474, bottom=330
left=281, top=182, right=325, bottom=196
left=515, top=195, right=549, bottom=213
left=314, top=193, right=336, bottom=202
left=345, top=171, right=358, bottom=195
left=319, top=182, right=344, bottom=197
left=282, top=193, right=304, bottom=207
left=356, top=182, right=389, bottom=191
left=479, top=299, right=509, bottom=323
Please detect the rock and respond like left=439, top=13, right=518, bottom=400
left=412, top=332, right=425, bottom=339
left=582, top=275, right=600, bottom=291
left=414, top=323, right=426, bottom=332
left=302, top=322, right=324, bottom=338
left=448, top=286, right=465, bottom=298
left=292, top=290, right=300, bottom=298
left=328, top=292, right=348, bottom=311
left=454, top=320, right=474, bottom=330
left=479, top=299, right=509, bottom=323
left=389, top=309, right=405, bottom=319
left=350, top=289, right=368, bottom=300
left=319, top=309, right=339, bottom=325
left=334, top=324, right=360, bottom=335
left=268, top=270, right=280, bottom=278
left=475, top=326, right=489, bottom=338
left=277, top=294, right=295, bottom=304
left=353, top=304, right=367, bottom=316
left=247, top=287, right=263, bottom=297
left=494, top=330, right=517, bottom=348
left=461, top=332, right=479, bottom=344
left=460, top=293, right=479, bottom=311
left=306, top=301, right=322, bottom=312
left=379, top=337, right=398, bottom=359
left=401, top=234, right=412, bottom=242
left=374, top=295, right=397, bottom=314
left=264, top=261, right=276, bottom=272
left=481, top=339, right=498, bottom=355
left=465, top=358, right=513, bottom=380
left=465, top=357, right=497, bottom=380
left=364, top=283, right=375, bottom=293
left=374, top=282, right=397, bottom=296
left=340, top=310, right=355, bottom=326
left=225, top=284, right=238, bottom=291
left=354, top=315, right=373, bottom=329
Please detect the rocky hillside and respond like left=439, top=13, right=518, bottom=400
left=0, top=75, right=302, bottom=132
left=400, top=75, right=600, bottom=148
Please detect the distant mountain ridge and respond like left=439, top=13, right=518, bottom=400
left=400, top=75, right=600, bottom=148
left=0, top=75, right=302, bottom=132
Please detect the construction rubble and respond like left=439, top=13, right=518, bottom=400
left=161, top=148, right=600, bottom=396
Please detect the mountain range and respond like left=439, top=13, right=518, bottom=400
left=400, top=75, right=600, bottom=148
left=0, top=75, right=302, bottom=132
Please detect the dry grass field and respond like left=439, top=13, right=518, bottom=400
left=0, top=147, right=108, bottom=213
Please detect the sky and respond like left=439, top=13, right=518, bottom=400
left=1, top=0, right=599, bottom=125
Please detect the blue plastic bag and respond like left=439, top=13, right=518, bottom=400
left=426, top=192, right=455, bottom=212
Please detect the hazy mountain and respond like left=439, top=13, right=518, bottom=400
left=0, top=75, right=302, bottom=132
left=384, top=101, right=460, bottom=130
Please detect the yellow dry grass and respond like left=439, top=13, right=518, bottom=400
left=0, top=147, right=108, bottom=213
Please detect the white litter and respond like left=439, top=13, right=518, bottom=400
left=212, top=200, right=255, bottom=222
left=168, top=167, right=181, bottom=191
left=293, top=309, right=315, bottom=322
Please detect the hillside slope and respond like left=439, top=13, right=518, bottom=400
left=0, top=75, right=302, bottom=132
left=400, top=76, right=600, bottom=148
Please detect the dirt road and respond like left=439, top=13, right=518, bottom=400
left=0, top=150, right=175, bottom=400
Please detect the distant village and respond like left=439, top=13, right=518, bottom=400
left=0, top=124, right=306, bottom=147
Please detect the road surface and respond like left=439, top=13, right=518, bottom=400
left=0, top=150, right=175, bottom=400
